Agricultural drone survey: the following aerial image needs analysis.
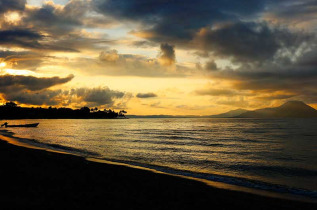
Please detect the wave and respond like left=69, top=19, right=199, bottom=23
left=228, top=164, right=317, bottom=177
left=95, top=157, right=317, bottom=199
left=0, top=129, right=98, bottom=157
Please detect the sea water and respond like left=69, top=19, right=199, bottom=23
left=2, top=118, right=317, bottom=200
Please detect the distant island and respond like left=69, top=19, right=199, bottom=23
left=209, top=101, right=317, bottom=118
left=235, top=101, right=317, bottom=118
left=0, top=102, right=127, bottom=119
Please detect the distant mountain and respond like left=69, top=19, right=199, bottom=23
left=208, top=109, right=248, bottom=118
left=236, top=101, right=317, bottom=118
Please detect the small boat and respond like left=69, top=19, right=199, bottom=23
left=1, top=123, right=39, bottom=128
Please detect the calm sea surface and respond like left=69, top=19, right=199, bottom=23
left=2, top=118, right=317, bottom=199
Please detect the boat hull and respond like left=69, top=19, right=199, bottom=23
left=5, top=123, right=39, bottom=127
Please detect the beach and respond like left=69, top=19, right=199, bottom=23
left=0, top=134, right=316, bottom=209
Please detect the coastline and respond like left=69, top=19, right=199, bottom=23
left=0, top=130, right=316, bottom=209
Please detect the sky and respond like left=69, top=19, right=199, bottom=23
left=0, top=0, right=316, bottom=115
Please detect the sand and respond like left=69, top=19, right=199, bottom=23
left=0, top=136, right=316, bottom=209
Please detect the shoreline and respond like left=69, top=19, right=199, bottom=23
left=0, top=131, right=316, bottom=209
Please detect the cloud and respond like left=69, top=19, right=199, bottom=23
left=0, top=0, right=26, bottom=14
left=195, top=88, right=238, bottom=96
left=92, top=1, right=316, bottom=69
left=18, top=0, right=115, bottom=43
left=264, top=0, right=317, bottom=31
left=215, top=97, right=249, bottom=108
left=3, top=89, right=63, bottom=106
left=205, top=41, right=317, bottom=103
left=0, top=74, right=79, bottom=106
left=0, top=74, right=74, bottom=92
left=0, top=29, right=42, bottom=49
left=74, top=87, right=124, bottom=106
left=0, top=50, right=47, bottom=70
left=148, top=102, right=165, bottom=109
left=136, top=92, right=157, bottom=98
left=205, top=60, right=218, bottom=71
left=158, top=43, right=175, bottom=66
left=1, top=85, right=125, bottom=107
left=0, top=29, right=78, bottom=51
left=194, top=22, right=312, bottom=64
left=99, top=50, right=120, bottom=63
left=254, top=93, right=296, bottom=101
left=93, top=0, right=266, bottom=44
left=22, top=1, right=88, bottom=36
left=65, top=49, right=192, bottom=77
left=130, top=40, right=156, bottom=48
left=0, top=1, right=112, bottom=53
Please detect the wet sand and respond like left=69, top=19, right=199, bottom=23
left=0, top=137, right=316, bottom=209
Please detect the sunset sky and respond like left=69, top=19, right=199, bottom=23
left=0, top=0, right=316, bottom=115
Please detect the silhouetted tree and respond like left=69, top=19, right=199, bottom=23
left=0, top=102, right=124, bottom=119
left=5, top=102, right=17, bottom=107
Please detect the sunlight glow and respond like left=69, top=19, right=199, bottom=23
left=4, top=12, right=21, bottom=24
left=2, top=69, right=36, bottom=76
left=0, top=62, right=6, bottom=68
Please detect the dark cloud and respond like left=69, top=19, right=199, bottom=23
left=0, top=1, right=110, bottom=52
left=158, top=43, right=175, bottom=66
left=20, top=0, right=114, bottom=39
left=74, top=87, right=124, bottom=106
left=0, top=50, right=47, bottom=70
left=265, top=0, right=317, bottom=30
left=232, top=71, right=317, bottom=93
left=0, top=74, right=74, bottom=92
left=23, top=1, right=87, bottom=36
left=4, top=89, right=63, bottom=106
left=0, top=29, right=43, bottom=49
left=93, top=0, right=266, bottom=43
left=0, top=74, right=76, bottom=106
left=0, top=29, right=78, bottom=51
left=0, top=0, right=26, bottom=14
left=93, top=0, right=315, bottom=69
left=131, top=40, right=156, bottom=48
left=136, top=93, right=157, bottom=98
left=2, top=87, right=125, bottom=107
left=270, top=0, right=317, bottom=18
left=195, top=22, right=312, bottom=63
left=205, top=60, right=218, bottom=71
left=207, top=42, right=317, bottom=102
left=1, top=84, right=125, bottom=107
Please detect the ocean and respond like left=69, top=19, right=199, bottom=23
left=1, top=118, right=317, bottom=200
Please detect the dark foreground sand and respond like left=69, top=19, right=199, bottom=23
left=0, top=138, right=316, bottom=210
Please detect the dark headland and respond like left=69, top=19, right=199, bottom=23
left=0, top=133, right=316, bottom=209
